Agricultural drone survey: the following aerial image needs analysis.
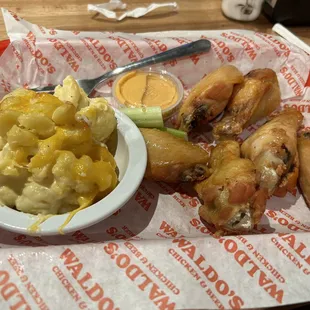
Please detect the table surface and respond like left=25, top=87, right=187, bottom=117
left=0, top=0, right=309, bottom=45
left=0, top=1, right=309, bottom=309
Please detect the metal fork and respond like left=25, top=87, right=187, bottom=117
left=31, top=39, right=211, bottom=96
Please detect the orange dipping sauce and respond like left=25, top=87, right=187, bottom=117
left=114, top=71, right=181, bottom=110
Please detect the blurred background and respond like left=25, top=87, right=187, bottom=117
left=0, top=0, right=309, bottom=43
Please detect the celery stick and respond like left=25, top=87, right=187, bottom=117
left=160, top=127, right=188, bottom=141
left=120, top=107, right=164, bottom=128
left=120, top=107, right=187, bottom=140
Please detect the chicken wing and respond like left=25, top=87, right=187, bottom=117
left=241, top=108, right=303, bottom=197
left=194, top=141, right=267, bottom=235
left=213, top=68, right=281, bottom=139
left=140, top=128, right=209, bottom=183
left=298, top=132, right=310, bottom=207
left=177, top=65, right=244, bottom=132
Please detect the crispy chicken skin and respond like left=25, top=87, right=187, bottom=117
left=213, top=68, right=281, bottom=139
left=298, top=132, right=310, bottom=207
left=140, top=128, right=210, bottom=183
left=177, top=65, right=244, bottom=132
left=241, top=108, right=303, bottom=197
left=195, top=141, right=267, bottom=235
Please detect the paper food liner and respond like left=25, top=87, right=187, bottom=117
left=0, top=8, right=310, bottom=310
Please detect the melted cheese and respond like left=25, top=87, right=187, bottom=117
left=28, top=214, right=53, bottom=233
left=58, top=192, right=97, bottom=234
left=0, top=76, right=118, bottom=233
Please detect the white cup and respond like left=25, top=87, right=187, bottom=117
left=222, top=0, right=264, bottom=22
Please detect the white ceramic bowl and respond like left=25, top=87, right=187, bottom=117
left=0, top=109, right=147, bottom=236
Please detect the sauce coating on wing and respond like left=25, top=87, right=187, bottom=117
left=177, top=65, right=244, bottom=132
left=140, top=128, right=210, bottom=183
left=213, top=68, right=281, bottom=139
left=194, top=140, right=267, bottom=235
left=241, top=108, right=303, bottom=197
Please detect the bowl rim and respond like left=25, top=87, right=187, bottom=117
left=0, top=109, right=147, bottom=236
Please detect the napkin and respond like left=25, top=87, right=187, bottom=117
left=88, top=0, right=179, bottom=21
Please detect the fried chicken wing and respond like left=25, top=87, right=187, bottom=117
left=177, top=65, right=244, bottom=132
left=140, top=128, right=209, bottom=183
left=241, top=108, right=303, bottom=197
left=194, top=141, right=266, bottom=235
left=213, top=68, right=281, bottom=139
left=298, top=132, right=310, bottom=207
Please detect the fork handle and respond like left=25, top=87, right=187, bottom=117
left=91, top=39, right=211, bottom=87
